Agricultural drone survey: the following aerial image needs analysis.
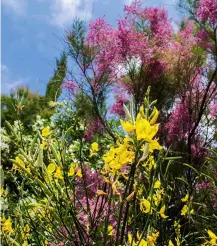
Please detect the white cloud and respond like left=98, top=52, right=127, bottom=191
left=1, top=64, right=29, bottom=94
left=1, top=0, right=27, bottom=15
left=49, top=0, right=95, bottom=28
left=122, top=0, right=134, bottom=4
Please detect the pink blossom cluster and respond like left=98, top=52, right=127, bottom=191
left=165, top=100, right=193, bottom=142
left=86, top=0, right=172, bottom=87
left=196, top=0, right=217, bottom=27
left=210, top=101, right=217, bottom=117
left=61, top=80, right=77, bottom=95
left=196, top=181, right=210, bottom=189
left=110, top=93, right=129, bottom=117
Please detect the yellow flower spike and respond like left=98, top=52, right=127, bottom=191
left=68, top=166, right=75, bottom=177
left=96, top=190, right=108, bottom=196
left=54, top=167, right=63, bottom=179
left=91, top=142, right=99, bottom=152
left=107, top=225, right=113, bottom=236
left=181, top=205, right=188, bottom=216
left=2, top=218, right=14, bottom=233
left=140, top=199, right=151, bottom=213
left=181, top=193, right=189, bottom=202
left=120, top=120, right=135, bottom=133
left=76, top=168, right=83, bottom=178
left=168, top=240, right=175, bottom=246
left=42, top=127, right=52, bottom=137
left=159, top=205, right=168, bottom=219
left=154, top=180, right=161, bottom=189
left=150, top=107, right=159, bottom=125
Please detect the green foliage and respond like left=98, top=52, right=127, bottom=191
left=1, top=87, right=47, bottom=130
left=45, top=52, right=67, bottom=102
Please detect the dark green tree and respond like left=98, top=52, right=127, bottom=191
left=45, top=52, right=67, bottom=102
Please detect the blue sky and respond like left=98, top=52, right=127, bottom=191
left=1, top=0, right=181, bottom=95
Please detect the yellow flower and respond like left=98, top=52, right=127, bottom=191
left=103, top=141, right=135, bottom=172
left=159, top=205, right=168, bottom=219
left=40, top=140, right=47, bottom=149
left=147, top=231, right=159, bottom=246
left=143, top=155, right=156, bottom=170
left=104, top=177, right=111, bottom=184
left=128, top=233, right=147, bottom=246
left=108, top=225, right=113, bottom=236
left=149, top=107, right=159, bottom=125
left=128, top=234, right=136, bottom=246
left=42, top=127, right=52, bottom=137
left=208, top=230, right=217, bottom=245
left=0, top=187, right=4, bottom=196
left=68, top=166, right=75, bottom=177
left=76, top=168, right=82, bottom=178
left=24, top=224, right=30, bottom=233
left=181, top=193, right=189, bottom=202
left=126, top=191, right=135, bottom=201
left=154, top=180, right=161, bottom=189
left=153, top=192, right=162, bottom=206
left=181, top=205, right=188, bottom=216
left=120, top=120, right=135, bottom=133
left=140, top=199, right=151, bottom=213
left=54, top=167, right=63, bottom=179
left=136, top=117, right=158, bottom=141
left=96, top=190, right=108, bottom=196
left=149, top=139, right=162, bottom=153
left=112, top=183, right=121, bottom=196
left=44, top=240, right=49, bottom=245
left=13, top=156, right=25, bottom=172
left=2, top=218, right=14, bottom=233
left=91, top=142, right=99, bottom=152
left=47, top=163, right=56, bottom=176
left=168, top=240, right=174, bottom=246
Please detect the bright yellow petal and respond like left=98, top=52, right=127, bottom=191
left=91, top=142, right=99, bottom=152
left=168, top=240, right=174, bottom=246
left=154, top=180, right=161, bottom=189
left=181, top=193, right=189, bottom=203
left=159, top=205, right=168, bottom=219
left=120, top=120, right=135, bottom=133
left=150, top=107, right=159, bottom=125
left=47, top=163, right=56, bottom=175
left=208, top=230, right=217, bottom=240
left=68, top=166, right=75, bottom=177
